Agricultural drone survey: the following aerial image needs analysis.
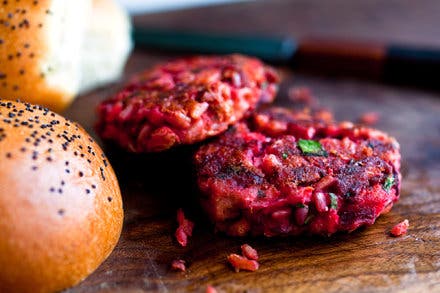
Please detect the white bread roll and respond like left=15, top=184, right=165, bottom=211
left=80, top=0, right=133, bottom=93
left=0, top=100, right=124, bottom=293
left=0, top=0, right=132, bottom=112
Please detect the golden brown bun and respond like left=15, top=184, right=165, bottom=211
left=0, top=0, right=90, bottom=112
left=0, top=100, right=123, bottom=293
left=0, top=0, right=132, bottom=112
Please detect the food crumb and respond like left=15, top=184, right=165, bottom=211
left=171, top=259, right=186, bottom=272
left=288, top=86, right=317, bottom=106
left=390, top=219, right=409, bottom=237
left=175, top=208, right=194, bottom=247
left=206, top=285, right=218, bottom=293
left=358, top=111, right=380, bottom=125
left=227, top=253, right=259, bottom=272
left=241, top=244, right=259, bottom=260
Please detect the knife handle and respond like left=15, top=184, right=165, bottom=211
left=133, top=28, right=296, bottom=63
left=294, top=38, right=387, bottom=79
left=384, top=45, right=440, bottom=87
left=295, top=38, right=440, bottom=88
left=134, top=28, right=440, bottom=88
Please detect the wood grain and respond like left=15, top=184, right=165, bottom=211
left=66, top=1, right=440, bottom=292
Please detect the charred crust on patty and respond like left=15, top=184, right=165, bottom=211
left=96, top=54, right=279, bottom=152
left=195, top=107, right=401, bottom=237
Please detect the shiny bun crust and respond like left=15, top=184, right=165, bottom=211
left=0, top=100, right=123, bottom=293
left=0, top=0, right=90, bottom=112
left=0, top=0, right=132, bottom=112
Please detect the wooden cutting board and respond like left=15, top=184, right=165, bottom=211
left=67, top=1, right=440, bottom=292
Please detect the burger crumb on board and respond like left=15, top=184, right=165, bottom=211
left=390, top=219, right=409, bottom=237
left=227, top=243, right=260, bottom=272
left=206, top=285, right=218, bottom=293
left=227, top=253, right=260, bottom=272
left=171, top=259, right=186, bottom=272
left=241, top=244, right=259, bottom=260
left=175, top=208, right=194, bottom=247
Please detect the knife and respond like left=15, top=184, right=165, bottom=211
left=133, top=27, right=440, bottom=88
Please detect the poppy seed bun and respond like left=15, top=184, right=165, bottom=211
left=0, top=0, right=132, bottom=112
left=0, top=100, right=123, bottom=293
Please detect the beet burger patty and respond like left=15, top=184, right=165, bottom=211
left=194, top=108, right=401, bottom=237
left=96, top=55, right=279, bottom=152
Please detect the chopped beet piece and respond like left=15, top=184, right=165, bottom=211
left=241, top=244, right=259, bottom=260
left=171, top=259, right=186, bottom=272
left=206, top=285, right=218, bottom=293
left=175, top=208, right=194, bottom=247
left=227, top=253, right=259, bottom=272
left=390, top=219, right=409, bottom=237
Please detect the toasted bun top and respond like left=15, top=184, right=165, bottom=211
left=0, top=0, right=132, bottom=112
left=0, top=99, right=123, bottom=293
left=0, top=0, right=91, bottom=112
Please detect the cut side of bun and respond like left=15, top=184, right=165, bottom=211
left=80, top=0, right=133, bottom=93
left=0, top=99, right=123, bottom=293
left=0, top=0, right=132, bottom=112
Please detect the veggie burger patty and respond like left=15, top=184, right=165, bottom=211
left=96, top=55, right=279, bottom=152
left=195, top=107, right=401, bottom=237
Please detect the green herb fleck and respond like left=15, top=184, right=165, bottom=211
left=281, top=152, right=288, bottom=160
left=298, top=139, right=328, bottom=156
left=304, top=214, right=315, bottom=225
left=295, top=203, right=306, bottom=208
left=383, top=175, right=395, bottom=193
left=329, top=193, right=338, bottom=210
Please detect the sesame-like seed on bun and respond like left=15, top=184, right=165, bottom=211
left=0, top=99, right=123, bottom=293
left=0, top=0, right=132, bottom=112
